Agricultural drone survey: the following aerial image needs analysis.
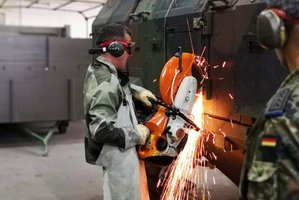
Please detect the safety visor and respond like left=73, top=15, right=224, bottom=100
left=118, top=40, right=136, bottom=55
left=99, top=40, right=136, bottom=55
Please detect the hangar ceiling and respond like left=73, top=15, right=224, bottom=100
left=0, top=0, right=107, bottom=19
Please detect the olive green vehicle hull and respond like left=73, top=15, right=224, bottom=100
left=92, top=0, right=288, bottom=186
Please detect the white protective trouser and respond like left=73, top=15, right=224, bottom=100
left=98, top=85, right=149, bottom=200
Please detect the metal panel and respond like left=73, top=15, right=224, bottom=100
left=92, top=0, right=122, bottom=30
left=11, top=77, right=68, bottom=122
left=48, top=37, right=91, bottom=70
left=0, top=35, right=47, bottom=64
left=0, top=26, right=91, bottom=123
left=92, top=0, right=138, bottom=33
left=234, top=3, right=288, bottom=117
left=0, top=80, right=10, bottom=122
left=0, top=25, right=69, bottom=37
left=48, top=37, right=91, bottom=120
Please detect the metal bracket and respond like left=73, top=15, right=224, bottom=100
left=21, top=126, right=57, bottom=156
left=209, top=0, right=238, bottom=9
left=129, top=10, right=150, bottom=22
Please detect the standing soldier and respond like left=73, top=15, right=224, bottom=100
left=239, top=0, right=299, bottom=199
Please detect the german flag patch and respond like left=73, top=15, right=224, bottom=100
left=261, top=137, right=277, bottom=147
left=260, top=136, right=279, bottom=162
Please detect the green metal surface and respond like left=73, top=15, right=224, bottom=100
left=91, top=0, right=289, bottom=186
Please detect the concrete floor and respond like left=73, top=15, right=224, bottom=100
left=0, top=120, right=238, bottom=200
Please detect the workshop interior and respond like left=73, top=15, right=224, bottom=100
left=0, top=0, right=291, bottom=200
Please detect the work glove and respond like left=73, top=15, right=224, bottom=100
left=135, top=90, right=157, bottom=108
left=134, top=124, right=150, bottom=145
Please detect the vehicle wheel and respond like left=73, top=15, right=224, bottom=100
left=57, top=121, right=69, bottom=134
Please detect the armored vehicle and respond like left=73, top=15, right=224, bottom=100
left=92, top=0, right=287, bottom=186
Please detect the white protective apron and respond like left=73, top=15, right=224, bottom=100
left=97, top=85, right=149, bottom=200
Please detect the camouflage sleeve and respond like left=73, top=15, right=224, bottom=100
left=264, top=84, right=299, bottom=165
left=263, top=88, right=299, bottom=197
left=264, top=116, right=299, bottom=162
left=241, top=84, right=299, bottom=199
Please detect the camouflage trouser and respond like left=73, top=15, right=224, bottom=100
left=247, top=161, right=278, bottom=200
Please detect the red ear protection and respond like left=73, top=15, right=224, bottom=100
left=271, top=8, right=299, bottom=24
left=99, top=40, right=136, bottom=57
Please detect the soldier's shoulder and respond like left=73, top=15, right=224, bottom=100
left=265, top=83, right=299, bottom=118
left=284, top=84, right=299, bottom=119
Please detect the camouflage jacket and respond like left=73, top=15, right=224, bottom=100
left=239, top=69, right=299, bottom=200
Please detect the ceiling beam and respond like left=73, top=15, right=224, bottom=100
left=80, top=4, right=103, bottom=13
left=0, top=0, right=106, bottom=14
left=53, top=0, right=74, bottom=11
left=0, top=0, right=7, bottom=8
left=26, top=0, right=39, bottom=8
left=76, top=0, right=106, bottom=3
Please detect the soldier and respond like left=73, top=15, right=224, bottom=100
left=239, top=0, right=299, bottom=199
left=83, top=23, right=156, bottom=200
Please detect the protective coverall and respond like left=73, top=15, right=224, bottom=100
left=239, top=69, right=299, bottom=199
left=83, top=56, right=149, bottom=200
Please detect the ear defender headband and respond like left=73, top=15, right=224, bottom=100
left=257, top=8, right=299, bottom=49
left=98, top=40, right=135, bottom=57
left=98, top=40, right=125, bottom=57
